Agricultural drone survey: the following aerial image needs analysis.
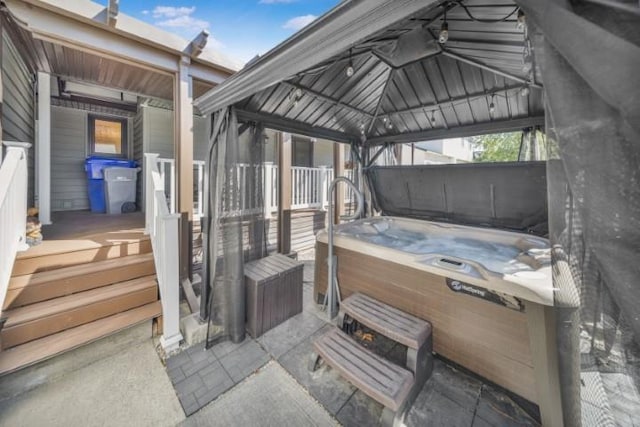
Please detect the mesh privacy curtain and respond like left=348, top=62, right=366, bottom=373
left=203, top=108, right=267, bottom=346
left=519, top=1, right=640, bottom=425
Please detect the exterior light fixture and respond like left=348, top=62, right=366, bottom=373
left=489, top=95, right=496, bottom=115
left=430, top=112, right=437, bottom=125
left=359, top=122, right=365, bottom=135
left=346, top=49, right=355, bottom=77
left=439, top=22, right=449, bottom=44
left=289, top=87, right=303, bottom=107
left=346, top=62, right=354, bottom=78
left=439, top=5, right=449, bottom=44
left=520, top=86, right=530, bottom=97
left=516, top=9, right=526, bottom=30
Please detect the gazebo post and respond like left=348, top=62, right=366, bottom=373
left=277, top=132, right=292, bottom=255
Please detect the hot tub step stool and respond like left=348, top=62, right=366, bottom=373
left=310, top=292, right=433, bottom=426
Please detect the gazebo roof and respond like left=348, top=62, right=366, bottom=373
left=195, top=0, right=544, bottom=144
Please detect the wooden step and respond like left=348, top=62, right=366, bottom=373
left=0, top=301, right=161, bottom=376
left=1, top=276, right=158, bottom=349
left=12, top=230, right=151, bottom=276
left=341, top=293, right=432, bottom=350
left=313, top=328, right=414, bottom=412
left=5, top=253, right=155, bottom=310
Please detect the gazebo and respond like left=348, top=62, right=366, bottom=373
left=193, top=1, right=640, bottom=426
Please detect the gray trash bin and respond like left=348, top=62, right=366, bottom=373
left=104, top=167, right=138, bottom=214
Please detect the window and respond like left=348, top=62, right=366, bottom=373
left=292, top=136, right=314, bottom=167
left=89, top=115, right=127, bottom=157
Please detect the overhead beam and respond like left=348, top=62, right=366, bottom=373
left=5, top=0, right=180, bottom=73
left=189, top=30, right=209, bottom=58
left=366, top=68, right=395, bottom=136
left=107, top=0, right=119, bottom=26
left=236, top=109, right=357, bottom=143
left=380, top=84, right=536, bottom=119
left=189, top=62, right=227, bottom=86
left=441, top=49, right=543, bottom=88
left=283, top=81, right=373, bottom=119
left=367, top=116, right=545, bottom=145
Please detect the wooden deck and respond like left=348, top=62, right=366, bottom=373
left=1, top=210, right=160, bottom=376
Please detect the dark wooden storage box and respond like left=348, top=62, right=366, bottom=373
left=245, top=254, right=304, bottom=338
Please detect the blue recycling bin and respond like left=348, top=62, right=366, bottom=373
left=84, top=157, right=137, bottom=213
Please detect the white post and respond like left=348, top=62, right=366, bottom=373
left=144, top=153, right=159, bottom=234
left=37, top=72, right=51, bottom=225
left=159, top=212, right=183, bottom=352
left=319, top=166, right=328, bottom=211
left=264, top=162, right=274, bottom=217
left=196, top=162, right=203, bottom=217
left=174, top=56, right=194, bottom=221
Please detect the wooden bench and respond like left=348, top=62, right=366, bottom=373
left=310, top=293, right=433, bottom=426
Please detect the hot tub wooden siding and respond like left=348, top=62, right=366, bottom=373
left=314, top=241, right=537, bottom=404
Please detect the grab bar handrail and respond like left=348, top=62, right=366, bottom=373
left=326, top=176, right=364, bottom=319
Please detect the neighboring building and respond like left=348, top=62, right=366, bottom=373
left=385, top=138, right=475, bottom=166
left=416, top=138, right=474, bottom=164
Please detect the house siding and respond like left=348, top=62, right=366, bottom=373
left=2, top=29, right=35, bottom=206
left=50, top=106, right=133, bottom=211
left=51, top=107, right=88, bottom=211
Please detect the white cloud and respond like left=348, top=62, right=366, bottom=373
left=282, top=14, right=317, bottom=31
left=156, top=15, right=210, bottom=30
left=150, top=5, right=210, bottom=32
left=142, top=10, right=149, bottom=15
left=151, top=6, right=196, bottom=19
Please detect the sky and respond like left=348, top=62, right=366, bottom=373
left=119, top=0, right=341, bottom=64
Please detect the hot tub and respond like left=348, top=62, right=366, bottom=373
left=314, top=216, right=555, bottom=406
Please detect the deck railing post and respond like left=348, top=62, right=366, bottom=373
left=159, top=212, right=183, bottom=352
left=144, top=153, right=159, bottom=234
left=264, top=162, right=274, bottom=216
left=319, top=166, right=328, bottom=211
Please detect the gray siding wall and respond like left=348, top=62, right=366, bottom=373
left=51, top=107, right=88, bottom=211
left=143, top=106, right=173, bottom=158
left=137, top=106, right=207, bottom=212
left=142, top=106, right=208, bottom=160
left=2, top=29, right=35, bottom=206
left=50, top=106, right=133, bottom=211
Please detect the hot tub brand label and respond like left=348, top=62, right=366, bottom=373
left=446, top=278, right=523, bottom=311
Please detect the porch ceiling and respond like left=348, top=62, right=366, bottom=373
left=195, top=0, right=544, bottom=144
left=31, top=39, right=175, bottom=100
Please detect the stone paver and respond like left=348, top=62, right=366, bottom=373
left=258, top=309, right=328, bottom=359
left=166, top=337, right=268, bottom=416
left=217, top=339, right=270, bottom=383
left=182, top=362, right=338, bottom=427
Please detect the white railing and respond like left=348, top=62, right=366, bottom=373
left=194, top=160, right=205, bottom=218
left=144, top=153, right=183, bottom=353
left=157, top=158, right=354, bottom=217
left=156, top=158, right=176, bottom=214
left=263, top=163, right=278, bottom=215
left=0, top=142, right=30, bottom=312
